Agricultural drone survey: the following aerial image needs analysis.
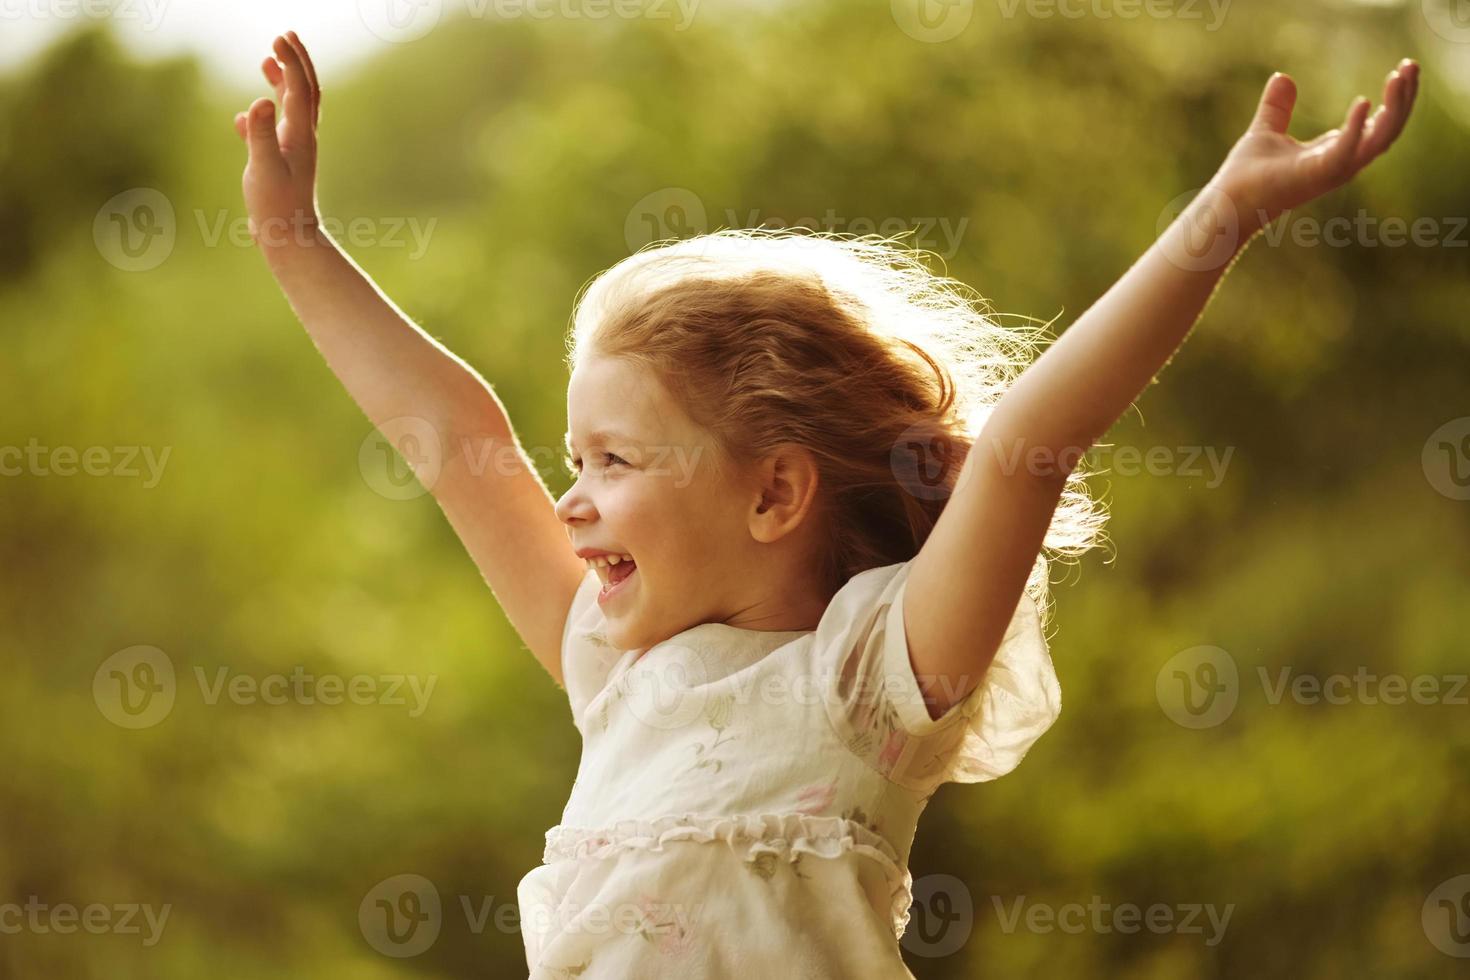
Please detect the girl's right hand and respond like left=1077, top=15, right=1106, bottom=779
left=233, top=32, right=322, bottom=252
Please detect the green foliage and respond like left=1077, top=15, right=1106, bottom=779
left=3, top=5, right=1468, bottom=977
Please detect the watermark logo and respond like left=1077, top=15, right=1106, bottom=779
left=1423, top=416, right=1470, bottom=500
left=360, top=874, right=442, bottom=957
left=1424, top=875, right=1470, bottom=958
left=1158, top=646, right=1467, bottom=727
left=618, top=641, right=714, bottom=732
left=93, top=645, right=176, bottom=729
left=1157, top=186, right=1241, bottom=273
left=1156, top=645, right=1239, bottom=729
left=95, top=191, right=437, bottom=269
left=94, top=647, right=438, bottom=727
left=1423, top=0, right=1470, bottom=44
left=359, top=0, right=699, bottom=45
left=359, top=416, right=445, bottom=501
left=205, top=208, right=438, bottom=258
left=891, top=423, right=966, bottom=502
left=622, top=190, right=971, bottom=257
left=625, top=187, right=709, bottom=252
left=901, top=874, right=974, bottom=957
left=94, top=188, right=176, bottom=272
left=891, top=0, right=973, bottom=42
left=361, top=422, right=709, bottom=501
left=358, top=0, right=442, bottom=43
left=1158, top=187, right=1466, bottom=271
left=892, top=432, right=1237, bottom=499
left=726, top=208, right=969, bottom=259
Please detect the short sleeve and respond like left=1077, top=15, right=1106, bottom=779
left=815, top=560, right=1061, bottom=793
left=560, top=568, right=624, bottom=737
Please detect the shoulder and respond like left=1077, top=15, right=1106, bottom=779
left=813, top=561, right=912, bottom=637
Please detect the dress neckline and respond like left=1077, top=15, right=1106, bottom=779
left=629, top=620, right=814, bottom=661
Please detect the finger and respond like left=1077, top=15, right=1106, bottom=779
left=234, top=111, right=247, bottom=141
left=285, top=31, right=320, bottom=126
left=1318, top=97, right=1369, bottom=182
left=245, top=97, right=289, bottom=178
left=261, top=56, right=285, bottom=103
left=1249, top=72, right=1297, bottom=134
left=1400, top=59, right=1419, bottom=125
left=1358, top=61, right=1420, bottom=169
left=1356, top=70, right=1405, bottom=163
left=271, top=34, right=313, bottom=159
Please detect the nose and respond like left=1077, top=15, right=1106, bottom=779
left=554, top=477, right=594, bottom=527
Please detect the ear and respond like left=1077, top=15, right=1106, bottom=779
left=748, top=443, right=820, bottom=544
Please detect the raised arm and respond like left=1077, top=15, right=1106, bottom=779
left=903, top=62, right=1420, bottom=719
left=235, top=33, right=585, bottom=683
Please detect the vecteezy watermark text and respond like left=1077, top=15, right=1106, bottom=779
left=0, top=897, right=170, bottom=947
left=991, top=894, right=1234, bottom=946
left=1158, top=645, right=1468, bottom=729
left=358, top=873, right=702, bottom=958
left=1, top=439, right=170, bottom=488
left=94, top=645, right=438, bottom=729
left=94, top=189, right=438, bottom=272
left=0, top=0, right=169, bottom=30
left=890, top=427, right=1236, bottom=501
left=357, top=0, right=700, bottom=45
left=359, top=417, right=707, bottom=501
left=623, top=187, right=970, bottom=257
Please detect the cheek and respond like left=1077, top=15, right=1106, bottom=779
left=619, top=478, right=710, bottom=562
left=595, top=478, right=673, bottom=551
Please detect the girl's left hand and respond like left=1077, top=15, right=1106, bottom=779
left=1213, top=59, right=1419, bottom=233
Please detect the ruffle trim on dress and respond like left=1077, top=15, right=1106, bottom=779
left=542, top=811, right=917, bottom=939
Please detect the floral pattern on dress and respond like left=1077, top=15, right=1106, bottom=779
left=795, top=777, right=838, bottom=816
left=531, top=559, right=1062, bottom=973
left=843, top=690, right=912, bottom=782
left=745, top=850, right=814, bottom=881
left=682, top=692, right=738, bottom=776
left=634, top=893, right=698, bottom=957
left=841, top=804, right=885, bottom=841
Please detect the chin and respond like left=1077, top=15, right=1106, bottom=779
left=607, top=618, right=657, bottom=654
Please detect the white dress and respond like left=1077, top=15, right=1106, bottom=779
left=516, top=559, right=1062, bottom=978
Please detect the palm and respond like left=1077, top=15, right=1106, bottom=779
left=1218, top=60, right=1419, bottom=229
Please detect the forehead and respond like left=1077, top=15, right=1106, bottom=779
left=564, top=355, right=671, bottom=449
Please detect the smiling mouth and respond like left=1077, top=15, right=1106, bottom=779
left=598, top=560, right=637, bottom=604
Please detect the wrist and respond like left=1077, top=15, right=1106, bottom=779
left=253, top=209, right=334, bottom=268
left=250, top=207, right=326, bottom=255
left=1158, top=180, right=1256, bottom=273
left=1204, top=173, right=1272, bottom=239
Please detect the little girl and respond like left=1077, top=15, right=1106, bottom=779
left=236, top=33, right=1418, bottom=977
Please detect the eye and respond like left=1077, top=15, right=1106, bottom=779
left=564, top=452, right=627, bottom=473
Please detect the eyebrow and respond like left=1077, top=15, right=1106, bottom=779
left=563, top=428, right=640, bottom=454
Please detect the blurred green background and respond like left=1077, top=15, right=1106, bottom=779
left=3, top=0, right=1470, bottom=976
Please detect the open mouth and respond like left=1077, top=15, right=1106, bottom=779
left=598, top=558, right=637, bottom=605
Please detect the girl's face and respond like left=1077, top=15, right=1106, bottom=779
left=555, top=353, right=762, bottom=652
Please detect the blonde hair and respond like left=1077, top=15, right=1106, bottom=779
left=565, top=227, right=1110, bottom=626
